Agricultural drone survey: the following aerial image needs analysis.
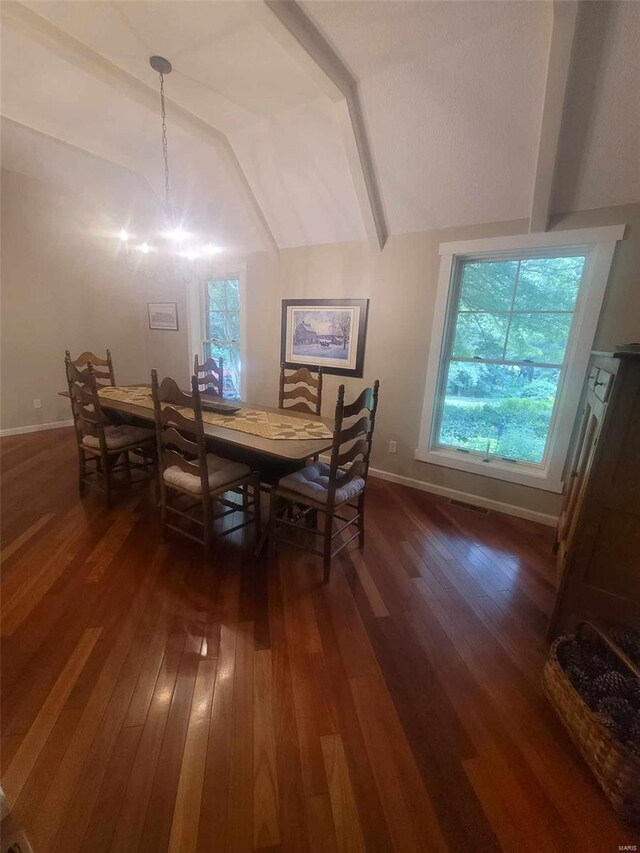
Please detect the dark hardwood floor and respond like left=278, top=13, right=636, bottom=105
left=1, top=428, right=637, bottom=852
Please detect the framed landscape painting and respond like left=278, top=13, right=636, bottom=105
left=281, top=299, right=369, bottom=377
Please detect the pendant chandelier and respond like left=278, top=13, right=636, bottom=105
left=151, top=54, right=175, bottom=226
left=116, top=55, right=222, bottom=265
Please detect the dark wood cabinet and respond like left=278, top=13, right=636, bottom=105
left=548, top=350, right=640, bottom=638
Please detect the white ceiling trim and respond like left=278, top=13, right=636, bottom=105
left=529, top=0, right=579, bottom=233
left=2, top=1, right=279, bottom=254
left=251, top=0, right=387, bottom=252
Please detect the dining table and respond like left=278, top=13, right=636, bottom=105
left=59, top=383, right=334, bottom=473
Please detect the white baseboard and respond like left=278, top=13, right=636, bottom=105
left=368, top=466, right=558, bottom=526
left=0, top=419, right=74, bottom=437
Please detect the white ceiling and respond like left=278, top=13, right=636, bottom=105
left=552, top=0, right=640, bottom=215
left=301, top=0, right=551, bottom=233
left=1, top=0, right=639, bottom=252
left=20, top=0, right=321, bottom=133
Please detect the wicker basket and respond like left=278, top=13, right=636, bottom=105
left=542, top=621, right=640, bottom=823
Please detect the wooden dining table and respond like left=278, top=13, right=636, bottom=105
left=59, top=385, right=334, bottom=468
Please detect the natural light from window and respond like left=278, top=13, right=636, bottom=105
left=435, top=254, right=587, bottom=465
left=204, top=277, right=242, bottom=400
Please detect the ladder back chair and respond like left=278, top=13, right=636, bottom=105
left=151, top=370, right=260, bottom=552
left=194, top=354, right=224, bottom=398
left=65, top=349, right=113, bottom=435
left=65, top=349, right=116, bottom=387
left=67, top=362, right=155, bottom=505
left=269, top=380, right=380, bottom=582
left=279, top=363, right=323, bottom=415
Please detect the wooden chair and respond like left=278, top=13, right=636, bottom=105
left=194, top=354, right=224, bottom=398
left=67, top=362, right=156, bottom=505
left=65, top=349, right=116, bottom=387
left=151, top=370, right=260, bottom=552
left=268, top=380, right=380, bottom=582
left=279, top=363, right=323, bottom=415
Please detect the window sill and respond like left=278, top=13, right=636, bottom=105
left=413, top=447, right=564, bottom=493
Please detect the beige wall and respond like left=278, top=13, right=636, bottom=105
left=2, top=166, right=638, bottom=519
left=0, top=169, right=150, bottom=430
left=139, top=251, right=281, bottom=403
left=257, top=203, right=640, bottom=520
left=0, top=169, right=282, bottom=431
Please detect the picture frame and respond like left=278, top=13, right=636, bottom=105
left=148, top=302, right=179, bottom=331
left=281, top=298, right=369, bottom=377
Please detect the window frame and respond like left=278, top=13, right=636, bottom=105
left=186, top=264, right=247, bottom=401
left=415, top=226, right=625, bottom=492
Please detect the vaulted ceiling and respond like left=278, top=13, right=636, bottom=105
left=1, top=1, right=639, bottom=254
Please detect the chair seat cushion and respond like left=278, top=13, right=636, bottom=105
left=82, top=424, right=155, bottom=450
left=164, top=453, right=251, bottom=495
left=278, top=462, right=365, bottom=504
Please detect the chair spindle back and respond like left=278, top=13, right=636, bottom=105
left=278, top=363, right=323, bottom=415
left=326, top=380, right=380, bottom=507
left=67, top=362, right=110, bottom=455
left=151, top=370, right=210, bottom=496
left=194, top=354, right=224, bottom=398
left=65, top=349, right=115, bottom=387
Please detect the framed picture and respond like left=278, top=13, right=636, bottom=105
left=148, top=302, right=179, bottom=331
left=281, top=299, right=369, bottom=377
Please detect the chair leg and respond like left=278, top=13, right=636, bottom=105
left=323, top=512, right=333, bottom=583
left=202, top=495, right=213, bottom=555
left=203, top=531, right=212, bottom=556
left=159, top=482, right=168, bottom=542
left=103, top=456, right=113, bottom=509
left=153, top=450, right=162, bottom=504
left=160, top=507, right=167, bottom=542
left=358, top=493, right=366, bottom=549
left=78, top=450, right=86, bottom=497
left=268, top=492, right=281, bottom=557
left=252, top=476, right=262, bottom=544
left=123, top=451, right=132, bottom=482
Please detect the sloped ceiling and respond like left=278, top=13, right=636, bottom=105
left=1, top=0, right=639, bottom=253
left=301, top=0, right=551, bottom=234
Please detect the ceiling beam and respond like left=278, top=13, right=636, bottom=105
left=252, top=0, right=388, bottom=251
left=529, top=1, right=579, bottom=233
left=2, top=1, right=279, bottom=254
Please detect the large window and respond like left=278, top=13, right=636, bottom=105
left=436, top=253, right=585, bottom=465
left=203, top=277, right=242, bottom=399
left=416, top=227, right=624, bottom=492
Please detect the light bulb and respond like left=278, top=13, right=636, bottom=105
left=118, top=229, right=130, bottom=242
left=205, top=243, right=223, bottom=256
left=165, top=226, right=190, bottom=242
left=139, top=242, right=151, bottom=254
left=180, top=248, right=199, bottom=261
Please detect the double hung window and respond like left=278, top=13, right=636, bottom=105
left=416, top=227, right=624, bottom=491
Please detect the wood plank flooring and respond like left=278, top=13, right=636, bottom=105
left=1, top=428, right=638, bottom=852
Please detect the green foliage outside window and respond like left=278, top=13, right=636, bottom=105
left=205, top=278, right=241, bottom=399
left=437, top=255, right=585, bottom=464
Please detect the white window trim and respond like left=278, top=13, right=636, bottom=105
left=415, top=225, right=625, bottom=493
left=185, top=263, right=248, bottom=400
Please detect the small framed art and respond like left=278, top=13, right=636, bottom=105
left=148, top=302, right=179, bottom=331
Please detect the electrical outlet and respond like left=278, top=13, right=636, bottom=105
left=33, top=399, right=42, bottom=409
left=388, top=440, right=397, bottom=454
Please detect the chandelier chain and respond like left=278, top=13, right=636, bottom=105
left=159, top=71, right=173, bottom=224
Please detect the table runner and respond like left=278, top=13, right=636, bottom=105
left=98, top=386, right=333, bottom=441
